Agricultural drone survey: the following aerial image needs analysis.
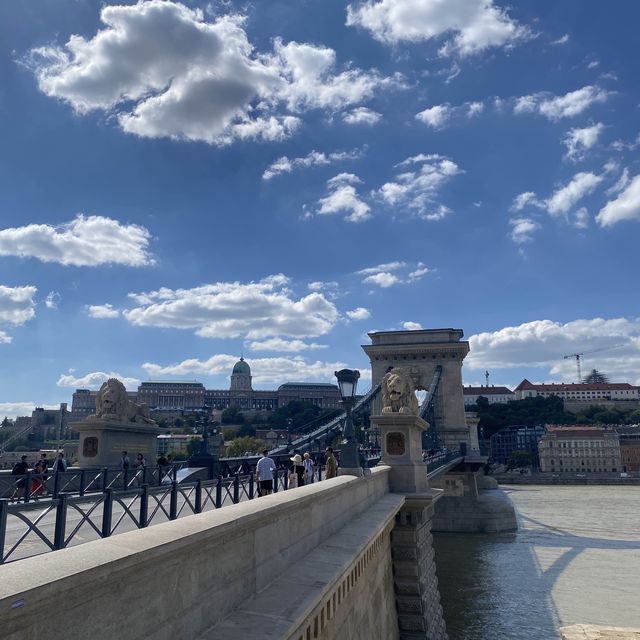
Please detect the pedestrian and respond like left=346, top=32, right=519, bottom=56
left=288, top=454, right=305, bottom=489
left=120, top=451, right=130, bottom=471
left=255, top=449, right=276, bottom=496
left=31, top=462, right=45, bottom=499
left=302, top=452, right=315, bottom=484
left=52, top=452, right=67, bottom=473
left=325, top=447, right=338, bottom=479
left=39, top=452, right=50, bottom=495
left=133, top=453, right=146, bottom=487
left=10, top=455, right=29, bottom=502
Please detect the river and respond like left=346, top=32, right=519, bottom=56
left=433, top=485, right=640, bottom=640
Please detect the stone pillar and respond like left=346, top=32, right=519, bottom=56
left=372, top=412, right=448, bottom=640
left=392, top=493, right=447, bottom=640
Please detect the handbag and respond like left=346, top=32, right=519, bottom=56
left=289, top=469, right=298, bottom=489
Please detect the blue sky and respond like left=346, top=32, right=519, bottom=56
left=1, top=0, right=639, bottom=418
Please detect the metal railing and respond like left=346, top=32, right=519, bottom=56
left=425, top=449, right=463, bottom=476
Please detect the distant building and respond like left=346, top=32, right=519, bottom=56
left=490, top=425, right=545, bottom=467
left=71, top=358, right=341, bottom=421
left=156, top=434, right=202, bottom=455
left=538, top=425, right=621, bottom=474
left=616, top=425, right=640, bottom=474
left=514, top=379, right=639, bottom=402
left=463, top=385, right=515, bottom=405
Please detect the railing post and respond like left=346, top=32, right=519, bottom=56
left=123, top=468, right=129, bottom=490
left=215, top=476, right=222, bottom=508
left=79, top=470, right=86, bottom=497
left=142, top=466, right=148, bottom=486
left=102, top=488, right=114, bottom=538
left=24, top=472, right=32, bottom=504
left=233, top=473, right=240, bottom=504
left=101, top=467, right=108, bottom=491
left=284, top=468, right=289, bottom=490
left=139, top=484, right=149, bottom=528
left=249, top=473, right=254, bottom=500
left=53, top=493, right=68, bottom=550
left=195, top=480, right=202, bottom=513
left=172, top=465, right=177, bottom=483
left=169, top=482, right=178, bottom=520
left=0, top=499, right=8, bottom=564
left=53, top=470, right=60, bottom=499
left=273, top=469, right=279, bottom=493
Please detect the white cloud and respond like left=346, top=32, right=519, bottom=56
left=0, top=331, right=12, bottom=344
left=546, top=172, right=602, bottom=216
left=57, top=371, right=141, bottom=389
left=342, top=107, right=382, bottom=125
left=0, top=285, right=37, bottom=326
left=346, top=0, right=530, bottom=57
left=0, top=214, right=153, bottom=267
left=378, top=154, right=462, bottom=218
left=510, top=191, right=543, bottom=212
left=551, top=34, right=570, bottom=45
left=596, top=174, right=640, bottom=227
left=402, top=321, right=423, bottom=330
left=466, top=317, right=640, bottom=383
left=246, top=337, right=327, bottom=352
left=0, top=402, right=59, bottom=419
left=121, top=274, right=338, bottom=340
left=509, top=217, right=540, bottom=244
left=611, top=133, right=640, bottom=152
left=606, top=167, right=630, bottom=197
left=141, top=353, right=369, bottom=385
left=573, top=207, right=589, bottom=229
left=563, top=123, right=604, bottom=161
left=346, top=307, right=371, bottom=321
left=316, top=173, right=371, bottom=223
left=88, top=303, right=120, bottom=319
left=407, top=265, right=431, bottom=281
left=28, top=1, right=393, bottom=146
left=514, top=86, right=610, bottom=121
left=363, top=272, right=399, bottom=288
left=467, top=101, right=484, bottom=117
left=415, top=104, right=451, bottom=129
left=45, top=291, right=61, bottom=310
left=262, top=148, right=363, bottom=180
left=357, top=261, right=407, bottom=276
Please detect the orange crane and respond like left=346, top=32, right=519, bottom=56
left=563, top=344, right=625, bottom=382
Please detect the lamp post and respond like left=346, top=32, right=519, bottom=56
left=286, top=418, right=293, bottom=450
left=334, top=368, right=360, bottom=473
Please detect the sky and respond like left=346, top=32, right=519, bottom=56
left=1, top=0, right=639, bottom=418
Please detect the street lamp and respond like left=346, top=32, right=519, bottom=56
left=335, top=368, right=360, bottom=472
left=287, top=418, right=293, bottom=449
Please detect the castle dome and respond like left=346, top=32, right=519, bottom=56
left=232, top=357, right=251, bottom=375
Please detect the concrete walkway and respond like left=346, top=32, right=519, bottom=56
left=562, top=624, right=640, bottom=639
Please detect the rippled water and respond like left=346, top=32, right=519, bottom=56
left=433, top=485, right=640, bottom=640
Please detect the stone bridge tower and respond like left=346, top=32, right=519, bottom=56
left=362, top=329, right=470, bottom=450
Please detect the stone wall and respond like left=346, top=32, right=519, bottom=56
left=1, top=467, right=406, bottom=640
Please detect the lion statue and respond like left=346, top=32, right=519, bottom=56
left=381, top=368, right=419, bottom=415
left=90, top=378, right=155, bottom=424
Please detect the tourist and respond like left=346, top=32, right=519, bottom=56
left=302, top=452, right=315, bottom=484
left=52, top=452, right=67, bottom=473
left=325, top=447, right=338, bottom=479
left=133, top=453, right=146, bottom=487
left=288, top=454, right=305, bottom=488
left=31, top=462, right=45, bottom=500
left=10, top=455, right=29, bottom=502
left=120, top=451, right=130, bottom=471
left=39, top=453, right=50, bottom=495
left=256, top=449, right=276, bottom=496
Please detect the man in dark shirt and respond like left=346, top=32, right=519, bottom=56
left=11, top=455, right=29, bottom=502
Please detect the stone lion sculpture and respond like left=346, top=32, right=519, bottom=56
left=90, top=378, right=155, bottom=424
left=381, top=368, right=419, bottom=415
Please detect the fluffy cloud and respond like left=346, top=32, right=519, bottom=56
left=514, top=85, right=610, bottom=121
left=342, top=107, right=382, bottom=125
left=402, top=321, right=423, bottom=330
left=57, top=371, right=141, bottom=388
left=596, top=174, right=640, bottom=227
left=563, top=123, right=605, bottom=161
left=346, top=0, right=529, bottom=56
left=141, top=353, right=368, bottom=385
left=509, top=217, right=540, bottom=244
left=415, top=104, right=451, bottom=129
left=363, top=273, right=399, bottom=288
left=88, top=304, right=120, bottom=319
left=551, top=34, right=570, bottom=45
left=0, top=285, right=37, bottom=326
left=262, top=148, right=364, bottom=180
left=0, top=402, right=59, bottom=419
left=316, top=173, right=371, bottom=223
left=121, top=274, right=338, bottom=340
left=0, top=331, right=12, bottom=344
left=510, top=191, right=543, bottom=212
left=546, top=172, right=602, bottom=216
left=45, top=291, right=61, bottom=310
left=357, top=261, right=430, bottom=287
left=466, top=317, right=640, bottom=383
left=0, top=215, right=153, bottom=267
left=246, top=338, right=327, bottom=352
left=28, top=1, right=392, bottom=146
left=377, top=154, right=462, bottom=219
left=346, top=307, right=371, bottom=321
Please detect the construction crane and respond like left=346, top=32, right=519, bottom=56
left=563, top=344, right=626, bottom=382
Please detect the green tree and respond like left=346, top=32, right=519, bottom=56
left=582, top=369, right=610, bottom=384
left=186, top=438, right=202, bottom=457
left=225, top=436, right=266, bottom=457
left=1, top=416, right=12, bottom=429
left=508, top=450, right=533, bottom=469
left=221, top=407, right=245, bottom=424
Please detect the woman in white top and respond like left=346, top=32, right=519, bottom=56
left=302, top=452, right=315, bottom=484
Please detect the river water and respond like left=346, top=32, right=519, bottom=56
left=433, top=485, right=640, bottom=640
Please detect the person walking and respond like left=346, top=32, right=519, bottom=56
left=120, top=451, right=130, bottom=471
left=256, top=449, right=276, bottom=496
left=39, top=452, right=50, bottom=495
left=288, top=454, right=305, bottom=489
left=133, top=453, right=146, bottom=487
left=31, top=461, right=45, bottom=500
left=302, top=452, right=315, bottom=484
left=10, top=455, right=29, bottom=502
left=52, top=452, right=67, bottom=473
left=325, top=447, right=338, bottom=479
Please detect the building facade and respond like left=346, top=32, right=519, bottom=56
left=514, top=379, right=639, bottom=402
left=616, top=426, right=640, bottom=473
left=489, top=425, right=545, bottom=467
left=463, top=385, right=515, bottom=405
left=71, top=358, right=341, bottom=421
left=538, top=425, right=621, bottom=474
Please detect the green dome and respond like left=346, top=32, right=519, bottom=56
left=232, top=357, right=251, bottom=375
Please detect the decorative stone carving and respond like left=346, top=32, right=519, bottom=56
left=89, top=378, right=156, bottom=425
left=381, top=368, right=419, bottom=416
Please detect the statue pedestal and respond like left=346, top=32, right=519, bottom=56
left=373, top=413, right=430, bottom=493
left=72, top=419, right=161, bottom=467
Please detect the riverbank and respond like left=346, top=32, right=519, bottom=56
left=494, top=473, right=640, bottom=485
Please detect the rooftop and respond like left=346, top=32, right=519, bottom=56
left=515, top=379, right=637, bottom=392
left=464, top=386, right=514, bottom=395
